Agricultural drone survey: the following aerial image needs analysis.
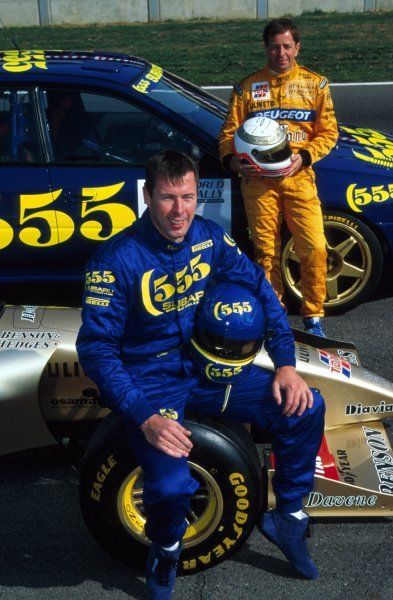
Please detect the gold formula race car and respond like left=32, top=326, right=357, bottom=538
left=1, top=301, right=392, bottom=574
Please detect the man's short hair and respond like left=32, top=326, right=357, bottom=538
left=145, top=150, right=199, bottom=196
left=263, top=18, right=300, bottom=45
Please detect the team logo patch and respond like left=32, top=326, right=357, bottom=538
left=159, top=408, right=179, bottom=420
left=252, top=81, right=270, bottom=100
left=318, top=350, right=351, bottom=378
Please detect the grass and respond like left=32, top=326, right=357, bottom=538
left=0, top=11, right=392, bottom=84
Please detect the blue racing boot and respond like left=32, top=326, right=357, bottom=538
left=303, top=317, right=326, bottom=337
left=146, top=542, right=182, bottom=599
left=259, top=510, right=319, bottom=579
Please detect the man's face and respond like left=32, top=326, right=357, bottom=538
left=265, top=30, right=300, bottom=74
left=143, top=172, right=198, bottom=243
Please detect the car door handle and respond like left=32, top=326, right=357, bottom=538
left=64, top=191, right=95, bottom=202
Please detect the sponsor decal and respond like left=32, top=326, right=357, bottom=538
left=298, top=344, right=310, bottom=363
left=85, top=296, right=110, bottom=307
left=0, top=183, right=136, bottom=253
left=85, top=285, right=114, bottom=297
left=161, top=291, right=204, bottom=314
left=206, top=363, right=243, bottom=380
left=159, top=408, right=179, bottom=420
left=191, top=239, right=213, bottom=253
left=90, top=454, right=118, bottom=501
left=251, top=100, right=276, bottom=109
left=341, top=126, right=393, bottom=170
left=315, top=455, right=325, bottom=476
left=318, top=350, right=351, bottom=378
left=337, top=349, right=358, bottom=366
left=305, top=491, right=377, bottom=508
left=234, top=83, right=243, bottom=96
left=0, top=330, right=59, bottom=350
left=223, top=233, right=241, bottom=255
left=198, top=179, right=226, bottom=204
left=47, top=361, right=81, bottom=377
left=345, top=401, right=393, bottom=416
left=346, top=182, right=393, bottom=213
left=252, top=81, right=270, bottom=100
left=50, top=396, right=98, bottom=406
left=141, top=256, right=209, bottom=316
left=360, top=369, right=393, bottom=389
left=20, top=305, right=38, bottom=323
left=287, top=130, right=308, bottom=143
left=287, top=83, right=314, bottom=97
left=362, top=426, right=393, bottom=494
left=250, top=108, right=316, bottom=122
left=315, top=436, right=340, bottom=481
left=85, top=270, right=115, bottom=285
left=182, top=472, right=250, bottom=570
left=336, top=449, right=357, bottom=485
left=319, top=78, right=328, bottom=90
left=213, top=301, right=252, bottom=320
left=1, top=50, right=47, bottom=72
left=132, top=63, right=163, bottom=94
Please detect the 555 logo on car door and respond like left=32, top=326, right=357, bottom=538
left=0, top=181, right=136, bottom=249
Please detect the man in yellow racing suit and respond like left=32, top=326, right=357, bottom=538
left=219, top=18, right=338, bottom=336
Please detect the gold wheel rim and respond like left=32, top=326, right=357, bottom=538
left=117, top=461, right=224, bottom=548
left=281, top=220, right=373, bottom=308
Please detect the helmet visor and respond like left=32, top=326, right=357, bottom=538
left=251, top=143, right=292, bottom=164
left=195, top=328, right=262, bottom=360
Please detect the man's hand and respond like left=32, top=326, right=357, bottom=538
left=272, top=365, right=314, bottom=417
left=229, top=153, right=303, bottom=179
left=229, top=155, right=261, bottom=178
left=282, top=153, right=303, bottom=178
left=141, top=414, right=193, bottom=458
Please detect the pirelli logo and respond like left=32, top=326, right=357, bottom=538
left=85, top=296, right=110, bottom=307
left=191, top=239, right=213, bottom=252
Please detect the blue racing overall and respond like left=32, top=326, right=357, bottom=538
left=76, top=210, right=325, bottom=546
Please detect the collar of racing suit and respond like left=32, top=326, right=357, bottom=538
left=262, top=61, right=299, bottom=86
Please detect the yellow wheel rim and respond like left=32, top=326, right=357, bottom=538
left=281, top=220, right=373, bottom=308
left=117, top=461, right=223, bottom=548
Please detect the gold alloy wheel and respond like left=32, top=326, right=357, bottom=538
left=117, top=461, right=224, bottom=548
left=281, top=219, right=374, bottom=309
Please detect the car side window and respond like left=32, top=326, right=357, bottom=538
left=0, top=89, right=41, bottom=164
left=42, top=88, right=201, bottom=165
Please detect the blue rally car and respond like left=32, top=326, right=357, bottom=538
left=0, top=49, right=392, bottom=312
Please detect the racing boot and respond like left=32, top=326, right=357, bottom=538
left=146, top=542, right=182, bottom=599
left=303, top=317, right=326, bottom=337
left=259, top=510, right=319, bottom=579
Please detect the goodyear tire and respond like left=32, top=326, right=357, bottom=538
left=281, top=211, right=383, bottom=313
left=79, top=412, right=262, bottom=574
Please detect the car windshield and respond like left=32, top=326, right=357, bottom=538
left=145, top=70, right=226, bottom=139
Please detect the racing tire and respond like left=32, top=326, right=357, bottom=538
left=281, top=211, right=383, bottom=313
left=79, top=412, right=262, bottom=574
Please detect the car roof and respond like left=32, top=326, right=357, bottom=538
left=0, top=50, right=151, bottom=86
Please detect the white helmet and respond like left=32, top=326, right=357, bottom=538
left=234, top=116, right=292, bottom=176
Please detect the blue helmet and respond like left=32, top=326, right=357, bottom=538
left=190, top=282, right=266, bottom=384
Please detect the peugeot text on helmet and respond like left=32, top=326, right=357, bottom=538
left=190, top=282, right=266, bottom=384
left=234, top=115, right=292, bottom=176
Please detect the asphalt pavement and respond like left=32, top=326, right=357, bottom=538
left=0, top=84, right=392, bottom=600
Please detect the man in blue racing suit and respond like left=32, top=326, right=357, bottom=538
left=76, top=150, right=325, bottom=599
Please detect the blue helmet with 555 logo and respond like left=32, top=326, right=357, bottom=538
left=190, top=282, right=266, bottom=384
